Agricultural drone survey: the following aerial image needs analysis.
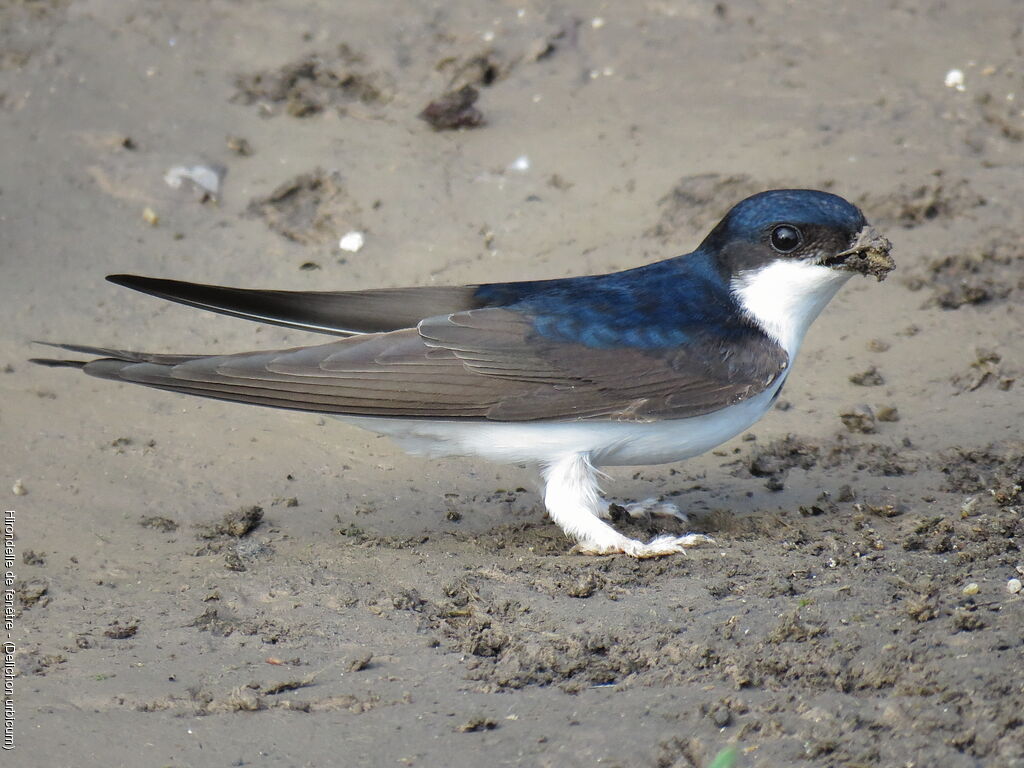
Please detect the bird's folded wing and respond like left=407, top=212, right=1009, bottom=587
left=106, top=274, right=485, bottom=336
left=34, top=308, right=788, bottom=422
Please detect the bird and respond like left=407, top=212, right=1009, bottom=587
left=33, top=189, right=894, bottom=557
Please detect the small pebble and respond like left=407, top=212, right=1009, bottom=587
left=945, top=68, right=966, bottom=91
left=962, top=582, right=980, bottom=596
left=12, top=478, right=27, bottom=495
left=339, top=231, right=365, bottom=253
left=142, top=207, right=159, bottom=226
left=1008, top=578, right=1023, bottom=594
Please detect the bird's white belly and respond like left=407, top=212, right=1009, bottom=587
left=337, top=382, right=783, bottom=467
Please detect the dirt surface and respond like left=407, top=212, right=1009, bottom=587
left=2, top=1, right=1023, bottom=766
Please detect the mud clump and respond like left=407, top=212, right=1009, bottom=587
left=849, top=366, right=885, bottom=386
left=935, top=440, right=1024, bottom=507
left=196, top=505, right=264, bottom=539
left=419, top=85, right=484, bottom=130
left=859, top=173, right=985, bottom=228
left=139, top=515, right=178, bottom=532
left=741, top=432, right=916, bottom=490
left=950, top=348, right=1017, bottom=393
left=232, top=45, right=393, bottom=118
left=104, top=620, right=139, bottom=639
left=248, top=170, right=362, bottom=245
left=747, top=433, right=819, bottom=486
left=905, top=234, right=1024, bottom=309
left=840, top=405, right=878, bottom=434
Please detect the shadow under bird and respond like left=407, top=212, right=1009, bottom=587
left=34, top=189, right=894, bottom=557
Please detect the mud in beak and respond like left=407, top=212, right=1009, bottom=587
left=820, top=225, right=895, bottom=281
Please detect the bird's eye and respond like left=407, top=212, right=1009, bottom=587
left=769, top=224, right=803, bottom=254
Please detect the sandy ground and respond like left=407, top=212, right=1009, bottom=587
left=3, top=1, right=1023, bottom=766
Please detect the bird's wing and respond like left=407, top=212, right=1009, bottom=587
left=33, top=308, right=788, bottom=422
left=106, top=274, right=485, bottom=336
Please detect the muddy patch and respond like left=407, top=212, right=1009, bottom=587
left=232, top=44, right=394, bottom=118
left=904, top=230, right=1024, bottom=309
left=858, top=173, right=985, bottom=228
left=248, top=169, right=363, bottom=245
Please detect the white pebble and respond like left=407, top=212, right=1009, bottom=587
left=1008, top=578, right=1023, bottom=594
left=591, top=17, right=605, bottom=29
left=12, top=478, right=26, bottom=495
left=962, top=582, right=980, bottom=596
left=944, top=69, right=965, bottom=91
left=338, top=231, right=365, bottom=253
left=508, top=155, right=530, bottom=172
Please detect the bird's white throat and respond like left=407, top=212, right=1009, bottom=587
left=731, top=260, right=852, bottom=360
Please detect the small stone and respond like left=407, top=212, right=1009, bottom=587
left=12, top=478, right=27, bottom=495
left=142, top=207, right=159, bottom=226
left=339, top=231, right=365, bottom=253
left=1007, top=578, right=1022, bottom=594
left=962, top=582, right=980, bottom=596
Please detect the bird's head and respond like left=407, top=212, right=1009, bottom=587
left=702, top=189, right=894, bottom=357
left=702, top=189, right=894, bottom=281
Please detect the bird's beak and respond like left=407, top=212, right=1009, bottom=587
left=819, top=225, right=895, bottom=281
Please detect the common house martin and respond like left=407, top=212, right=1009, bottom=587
left=34, top=189, right=894, bottom=557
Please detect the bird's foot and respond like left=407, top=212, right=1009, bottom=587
left=576, top=532, right=715, bottom=558
left=543, top=453, right=711, bottom=559
left=597, top=497, right=688, bottom=523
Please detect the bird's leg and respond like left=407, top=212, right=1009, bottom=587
left=541, top=453, right=713, bottom=558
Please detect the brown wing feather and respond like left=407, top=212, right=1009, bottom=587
left=42, top=307, right=787, bottom=422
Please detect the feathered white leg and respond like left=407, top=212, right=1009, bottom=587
left=541, top=453, right=713, bottom=558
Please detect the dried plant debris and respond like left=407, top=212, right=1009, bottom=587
left=646, top=173, right=783, bottom=240
left=419, top=84, right=484, bottom=130
left=232, top=44, right=393, bottom=118
left=858, top=173, right=985, bottom=228
left=248, top=169, right=362, bottom=245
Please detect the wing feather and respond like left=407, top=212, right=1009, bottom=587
left=39, top=306, right=787, bottom=422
